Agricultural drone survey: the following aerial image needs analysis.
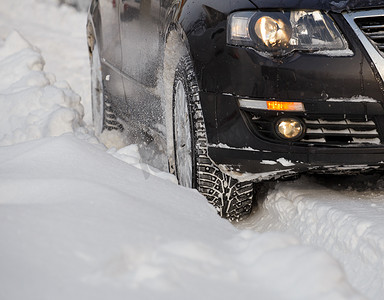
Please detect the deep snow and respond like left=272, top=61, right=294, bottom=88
left=0, top=0, right=383, bottom=299
left=0, top=135, right=364, bottom=300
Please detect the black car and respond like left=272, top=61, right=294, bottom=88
left=87, top=0, right=384, bottom=220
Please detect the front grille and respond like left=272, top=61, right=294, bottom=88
left=244, top=112, right=382, bottom=146
left=344, top=10, right=384, bottom=83
left=303, top=118, right=380, bottom=144
left=355, top=15, right=384, bottom=55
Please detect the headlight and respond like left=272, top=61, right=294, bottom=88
left=227, top=10, right=349, bottom=56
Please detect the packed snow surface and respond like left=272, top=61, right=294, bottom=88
left=238, top=178, right=384, bottom=300
left=0, top=0, right=384, bottom=300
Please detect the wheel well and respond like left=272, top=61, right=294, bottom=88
left=86, top=20, right=95, bottom=57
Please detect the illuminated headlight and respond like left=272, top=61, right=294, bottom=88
left=276, top=118, right=305, bottom=140
left=227, top=10, right=349, bottom=56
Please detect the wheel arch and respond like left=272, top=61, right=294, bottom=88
left=167, top=1, right=232, bottom=91
left=86, top=0, right=102, bottom=57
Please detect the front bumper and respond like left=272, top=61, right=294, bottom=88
left=201, top=92, right=384, bottom=181
left=208, top=143, right=384, bottom=182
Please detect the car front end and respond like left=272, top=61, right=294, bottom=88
left=186, top=1, right=384, bottom=182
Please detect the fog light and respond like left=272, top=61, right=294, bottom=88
left=276, top=118, right=304, bottom=140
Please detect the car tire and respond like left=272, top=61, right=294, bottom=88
left=90, top=40, right=105, bottom=136
left=90, top=38, right=123, bottom=136
left=172, top=56, right=254, bottom=221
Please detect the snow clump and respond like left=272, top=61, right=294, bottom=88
left=0, top=31, right=84, bottom=146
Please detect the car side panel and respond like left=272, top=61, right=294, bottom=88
left=96, top=0, right=122, bottom=68
left=119, top=0, right=161, bottom=87
left=117, top=0, right=166, bottom=141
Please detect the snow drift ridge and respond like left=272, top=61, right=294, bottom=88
left=0, top=31, right=84, bottom=146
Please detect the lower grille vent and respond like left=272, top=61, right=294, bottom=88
left=245, top=111, right=382, bottom=146
left=355, top=15, right=384, bottom=55
left=303, top=119, right=381, bottom=145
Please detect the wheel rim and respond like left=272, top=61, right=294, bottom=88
left=91, top=45, right=104, bottom=136
left=174, top=80, right=193, bottom=188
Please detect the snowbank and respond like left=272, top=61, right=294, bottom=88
left=0, top=0, right=91, bottom=123
left=0, top=31, right=84, bottom=145
left=59, top=0, right=91, bottom=12
left=0, top=135, right=364, bottom=300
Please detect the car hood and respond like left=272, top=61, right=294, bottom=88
left=247, top=0, right=384, bottom=13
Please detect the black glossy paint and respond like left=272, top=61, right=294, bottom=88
left=249, top=0, right=384, bottom=12
left=88, top=0, right=384, bottom=180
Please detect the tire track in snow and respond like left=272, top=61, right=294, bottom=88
left=237, top=177, right=384, bottom=300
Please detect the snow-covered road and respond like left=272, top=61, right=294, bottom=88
left=1, top=1, right=384, bottom=299
left=238, top=177, right=384, bottom=300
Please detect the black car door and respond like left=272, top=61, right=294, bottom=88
left=118, top=0, right=164, bottom=136
left=119, top=0, right=161, bottom=87
left=96, top=0, right=126, bottom=111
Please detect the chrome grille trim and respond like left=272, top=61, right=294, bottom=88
left=361, top=24, right=384, bottom=30
left=344, top=10, right=384, bottom=83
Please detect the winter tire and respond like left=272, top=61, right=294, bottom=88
left=90, top=34, right=123, bottom=136
left=172, top=56, right=254, bottom=221
left=90, top=40, right=105, bottom=136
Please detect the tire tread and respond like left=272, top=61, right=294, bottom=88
left=176, top=56, right=254, bottom=221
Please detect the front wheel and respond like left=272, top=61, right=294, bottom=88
left=172, top=56, right=254, bottom=221
left=90, top=39, right=124, bottom=136
left=90, top=41, right=104, bottom=136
